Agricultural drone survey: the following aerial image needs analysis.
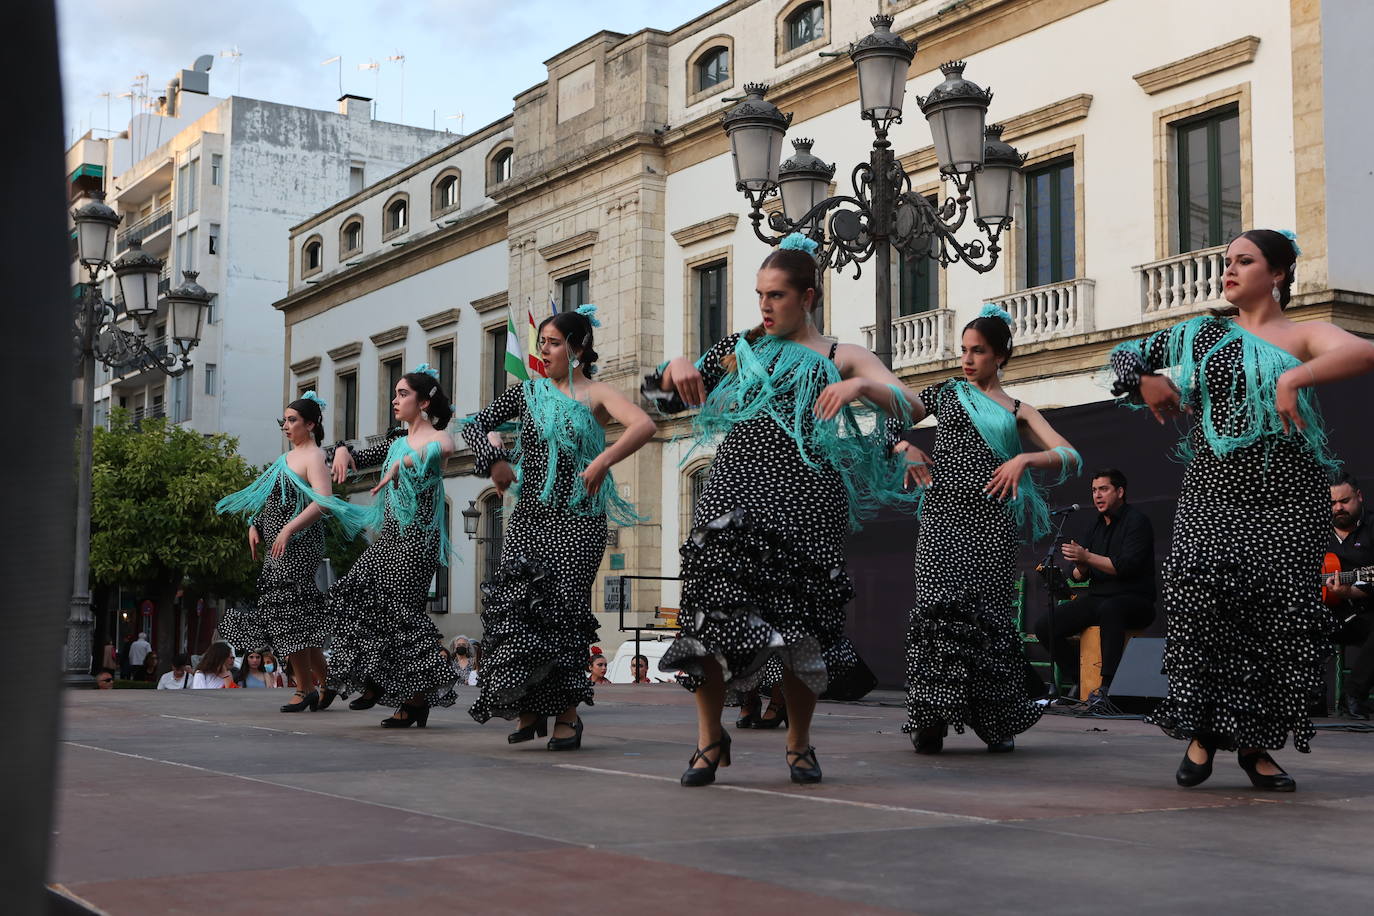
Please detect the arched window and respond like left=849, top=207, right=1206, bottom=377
left=786, top=2, right=825, bottom=51
left=696, top=47, right=729, bottom=92
left=383, top=193, right=409, bottom=239
left=301, top=236, right=322, bottom=277
left=431, top=170, right=460, bottom=216
left=491, top=147, right=513, bottom=185
left=689, top=464, right=712, bottom=520
left=340, top=217, right=363, bottom=255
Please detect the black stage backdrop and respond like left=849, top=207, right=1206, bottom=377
left=846, top=376, right=1374, bottom=689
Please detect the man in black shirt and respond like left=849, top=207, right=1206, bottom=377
left=1034, top=468, right=1156, bottom=702
left=1328, top=472, right=1374, bottom=719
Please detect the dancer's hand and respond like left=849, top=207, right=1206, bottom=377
left=813, top=378, right=866, bottom=420
left=893, top=441, right=933, bottom=489
left=666, top=356, right=706, bottom=408
left=270, top=529, right=290, bottom=559
left=1275, top=372, right=1305, bottom=434
left=331, top=446, right=354, bottom=483
left=985, top=455, right=1027, bottom=502
left=579, top=456, right=609, bottom=496
left=370, top=461, right=400, bottom=496
left=248, top=526, right=261, bottom=561
left=491, top=459, right=515, bottom=495
left=1139, top=374, right=1185, bottom=425
left=486, top=431, right=504, bottom=449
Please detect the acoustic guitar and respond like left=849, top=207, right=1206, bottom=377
left=1321, top=552, right=1374, bottom=606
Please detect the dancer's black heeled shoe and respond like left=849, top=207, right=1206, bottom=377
left=1237, top=750, right=1296, bottom=792
left=912, top=724, right=946, bottom=754
left=380, top=702, right=429, bottom=728
left=280, top=690, right=319, bottom=713
left=348, top=682, right=381, bottom=711
left=316, top=687, right=339, bottom=710
left=508, top=717, right=549, bottom=744
left=547, top=716, right=583, bottom=751
left=755, top=702, right=788, bottom=730
left=1175, top=737, right=1217, bottom=787
left=680, top=731, right=731, bottom=787
left=986, top=737, right=1015, bottom=753
left=787, top=746, right=822, bottom=784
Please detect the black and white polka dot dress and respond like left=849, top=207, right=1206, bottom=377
left=326, top=435, right=458, bottom=710
left=463, top=382, right=609, bottom=722
left=644, top=333, right=886, bottom=699
left=1112, top=316, right=1334, bottom=753
left=903, top=379, right=1044, bottom=745
left=216, top=463, right=329, bottom=661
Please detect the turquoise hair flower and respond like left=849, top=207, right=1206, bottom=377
left=779, top=232, right=819, bottom=255
left=574, top=303, right=602, bottom=327
left=1278, top=229, right=1302, bottom=256
left=300, top=389, right=327, bottom=410
left=979, top=303, right=1013, bottom=326
left=412, top=363, right=440, bottom=380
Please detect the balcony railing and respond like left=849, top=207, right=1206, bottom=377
left=132, top=404, right=166, bottom=424
left=116, top=203, right=172, bottom=252
left=989, top=278, right=1096, bottom=344
left=862, top=308, right=955, bottom=369
left=1136, top=244, right=1227, bottom=316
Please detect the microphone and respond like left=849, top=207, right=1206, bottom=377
left=1050, top=503, right=1080, bottom=516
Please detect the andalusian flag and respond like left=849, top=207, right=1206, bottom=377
left=526, top=303, right=545, bottom=377
left=504, top=309, right=530, bottom=381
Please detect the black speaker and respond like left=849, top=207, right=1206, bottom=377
left=1108, top=637, right=1168, bottom=698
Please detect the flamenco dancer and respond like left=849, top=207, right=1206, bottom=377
left=465, top=305, right=655, bottom=750
left=1110, top=229, right=1374, bottom=791
left=327, top=366, right=460, bottom=727
left=216, top=392, right=362, bottom=713
left=646, top=235, right=922, bottom=786
left=904, top=305, right=1080, bottom=755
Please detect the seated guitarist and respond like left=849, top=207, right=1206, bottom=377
left=1329, top=472, right=1374, bottom=719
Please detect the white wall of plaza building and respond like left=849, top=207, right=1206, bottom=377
left=68, top=87, right=455, bottom=466
left=279, top=0, right=1374, bottom=651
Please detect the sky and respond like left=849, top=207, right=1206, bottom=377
left=59, top=0, right=719, bottom=144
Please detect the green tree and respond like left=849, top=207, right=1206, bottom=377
left=324, top=478, right=370, bottom=579
left=91, top=411, right=259, bottom=625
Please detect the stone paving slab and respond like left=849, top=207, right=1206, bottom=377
left=52, top=686, right=1374, bottom=915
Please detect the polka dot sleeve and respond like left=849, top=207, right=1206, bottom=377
left=462, top=384, right=526, bottom=477
left=325, top=430, right=402, bottom=472
left=1109, top=328, right=1175, bottom=397
left=640, top=332, right=743, bottom=414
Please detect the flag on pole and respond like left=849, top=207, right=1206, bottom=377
left=549, top=292, right=559, bottom=317
left=526, top=302, right=546, bottom=377
left=504, top=307, right=530, bottom=382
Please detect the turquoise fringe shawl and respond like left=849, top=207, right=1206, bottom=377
left=691, top=333, right=921, bottom=530
left=950, top=380, right=1081, bottom=542
left=354, top=438, right=453, bottom=565
left=214, top=453, right=368, bottom=539
left=1111, top=315, right=1337, bottom=472
left=512, top=378, right=644, bottom=527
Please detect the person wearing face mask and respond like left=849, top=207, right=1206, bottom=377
left=449, top=635, right=479, bottom=687
left=1110, top=228, right=1374, bottom=792
left=326, top=367, right=462, bottom=729
left=464, top=305, right=656, bottom=751
left=644, top=235, right=923, bottom=787
left=902, top=305, right=1081, bottom=757
left=216, top=391, right=362, bottom=713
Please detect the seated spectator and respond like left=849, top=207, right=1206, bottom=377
left=94, top=669, right=115, bottom=689
left=588, top=652, right=610, bottom=685
left=630, top=654, right=652, bottom=684
left=191, top=642, right=237, bottom=688
left=235, top=650, right=285, bottom=688
left=450, top=635, right=479, bottom=686
left=261, top=652, right=286, bottom=687
left=131, top=651, right=160, bottom=683
left=1034, top=468, right=1156, bottom=705
left=157, top=654, right=194, bottom=689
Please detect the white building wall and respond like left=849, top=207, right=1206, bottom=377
left=1320, top=0, right=1374, bottom=294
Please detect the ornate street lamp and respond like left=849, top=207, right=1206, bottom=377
left=461, top=500, right=482, bottom=539
left=72, top=192, right=121, bottom=268
left=722, top=15, right=1023, bottom=367
left=164, top=271, right=211, bottom=356
left=111, top=239, right=162, bottom=327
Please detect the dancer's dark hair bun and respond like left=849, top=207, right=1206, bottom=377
left=403, top=371, right=454, bottom=429
left=286, top=396, right=326, bottom=445
left=540, top=311, right=600, bottom=379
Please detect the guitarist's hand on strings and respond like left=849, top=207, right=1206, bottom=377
left=1324, top=574, right=1358, bottom=602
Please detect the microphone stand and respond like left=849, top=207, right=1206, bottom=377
left=1035, top=510, right=1076, bottom=701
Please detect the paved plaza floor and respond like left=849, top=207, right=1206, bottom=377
left=51, top=686, right=1374, bottom=915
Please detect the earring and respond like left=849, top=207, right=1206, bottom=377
left=1271, top=284, right=1282, bottom=303
left=570, top=356, right=580, bottom=368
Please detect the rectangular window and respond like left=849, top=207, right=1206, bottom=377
left=1176, top=107, right=1241, bottom=253
left=488, top=325, right=509, bottom=401
left=380, top=357, right=403, bottom=432
left=186, top=227, right=198, bottom=273
left=298, top=379, right=317, bottom=399
left=186, top=158, right=199, bottom=214
left=428, top=501, right=451, bottom=614
left=694, top=261, right=727, bottom=353
left=208, top=223, right=220, bottom=256
left=350, top=164, right=365, bottom=195
left=431, top=341, right=455, bottom=395
left=1024, top=159, right=1075, bottom=287
left=169, top=369, right=193, bottom=423
left=175, top=163, right=189, bottom=218
left=336, top=371, right=358, bottom=440
left=205, top=363, right=218, bottom=396
left=559, top=272, right=590, bottom=310
left=205, top=294, right=218, bottom=325
left=481, top=493, right=505, bottom=585
left=897, top=252, right=939, bottom=317
left=210, top=153, right=222, bottom=186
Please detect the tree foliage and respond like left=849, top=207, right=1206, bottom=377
left=91, top=410, right=259, bottom=601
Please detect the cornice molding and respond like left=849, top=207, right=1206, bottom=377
left=417, top=308, right=462, bottom=331
left=471, top=291, right=509, bottom=315
left=289, top=356, right=321, bottom=375
left=1133, top=36, right=1261, bottom=95
left=999, top=94, right=1094, bottom=142
left=368, top=325, right=409, bottom=348
left=538, top=229, right=599, bottom=261
left=671, top=213, right=739, bottom=247
left=327, top=341, right=362, bottom=361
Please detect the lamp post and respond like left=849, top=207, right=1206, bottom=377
left=722, top=15, right=1024, bottom=368
left=460, top=499, right=500, bottom=543
left=66, top=191, right=210, bottom=684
